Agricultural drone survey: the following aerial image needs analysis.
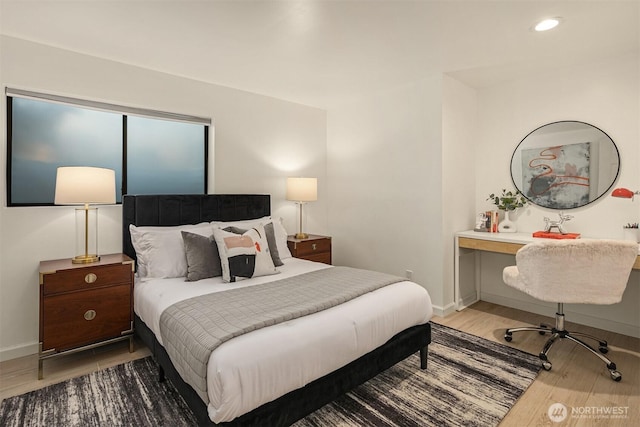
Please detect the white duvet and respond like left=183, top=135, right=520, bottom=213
left=134, top=258, right=433, bottom=423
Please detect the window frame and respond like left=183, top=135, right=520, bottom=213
left=5, top=90, right=210, bottom=207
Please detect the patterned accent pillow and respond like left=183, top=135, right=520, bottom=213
left=211, top=217, right=292, bottom=260
left=222, top=222, right=283, bottom=267
left=212, top=224, right=279, bottom=283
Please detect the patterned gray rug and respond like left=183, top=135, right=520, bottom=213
left=0, top=323, right=540, bottom=426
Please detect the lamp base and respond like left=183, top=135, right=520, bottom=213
left=72, top=254, right=100, bottom=264
left=294, top=232, right=309, bottom=239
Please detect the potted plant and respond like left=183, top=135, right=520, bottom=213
left=487, top=189, right=527, bottom=232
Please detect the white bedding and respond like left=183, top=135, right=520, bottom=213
left=134, top=258, right=433, bottom=423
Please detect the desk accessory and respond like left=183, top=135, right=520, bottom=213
left=612, top=188, right=639, bottom=243
left=542, top=212, right=573, bottom=234
left=474, top=212, right=489, bottom=232
left=487, top=189, right=526, bottom=233
left=532, top=231, right=581, bottom=239
left=622, top=223, right=639, bottom=243
left=611, top=188, right=639, bottom=200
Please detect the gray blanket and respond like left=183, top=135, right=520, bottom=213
left=159, top=266, right=404, bottom=403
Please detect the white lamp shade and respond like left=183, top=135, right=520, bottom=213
left=54, top=166, right=116, bottom=205
left=286, top=177, right=317, bottom=202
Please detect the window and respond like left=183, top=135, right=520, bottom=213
left=127, top=116, right=206, bottom=195
left=6, top=89, right=209, bottom=206
left=9, top=98, right=122, bottom=204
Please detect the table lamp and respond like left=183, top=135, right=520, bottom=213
left=286, top=177, right=317, bottom=239
left=55, top=166, right=116, bottom=263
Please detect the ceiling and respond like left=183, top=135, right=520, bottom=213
left=1, top=1, right=638, bottom=109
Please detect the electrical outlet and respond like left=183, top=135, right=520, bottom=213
left=405, top=270, right=413, bottom=280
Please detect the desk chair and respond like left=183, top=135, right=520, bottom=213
left=502, top=239, right=637, bottom=381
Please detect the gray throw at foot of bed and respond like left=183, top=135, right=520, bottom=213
left=0, top=323, right=540, bottom=427
left=160, top=266, right=407, bottom=403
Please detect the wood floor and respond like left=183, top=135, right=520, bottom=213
left=433, top=301, right=640, bottom=427
left=1, top=301, right=638, bottom=426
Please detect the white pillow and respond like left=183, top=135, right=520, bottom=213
left=270, top=217, right=292, bottom=260
left=212, top=224, right=279, bottom=283
left=211, top=216, right=292, bottom=260
left=130, top=222, right=212, bottom=278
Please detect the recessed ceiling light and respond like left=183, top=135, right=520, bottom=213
left=534, top=18, right=561, bottom=32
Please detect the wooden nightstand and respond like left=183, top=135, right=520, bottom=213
left=287, top=234, right=332, bottom=265
left=38, top=253, right=135, bottom=379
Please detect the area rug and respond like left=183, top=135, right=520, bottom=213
left=0, top=323, right=540, bottom=426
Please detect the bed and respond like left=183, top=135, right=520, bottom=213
left=123, top=194, right=432, bottom=426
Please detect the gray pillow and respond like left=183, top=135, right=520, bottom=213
left=223, top=223, right=283, bottom=267
left=181, top=231, right=223, bottom=281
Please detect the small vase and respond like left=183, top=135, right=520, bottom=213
left=499, top=210, right=517, bottom=233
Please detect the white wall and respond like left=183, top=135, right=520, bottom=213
left=475, top=54, right=639, bottom=236
left=1, top=35, right=637, bottom=360
left=473, top=53, right=640, bottom=337
left=326, top=77, right=447, bottom=312
left=442, top=76, right=478, bottom=312
left=0, top=36, right=327, bottom=360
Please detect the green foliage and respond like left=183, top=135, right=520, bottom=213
left=487, top=189, right=527, bottom=211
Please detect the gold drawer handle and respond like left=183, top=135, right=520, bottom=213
left=312, top=243, right=317, bottom=251
left=84, top=273, right=97, bottom=284
left=84, top=310, right=96, bottom=321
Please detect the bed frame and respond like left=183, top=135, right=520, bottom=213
left=123, top=194, right=431, bottom=426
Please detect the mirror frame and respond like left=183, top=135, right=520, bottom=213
left=510, top=120, right=620, bottom=210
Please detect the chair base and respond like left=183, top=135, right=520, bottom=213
left=504, top=304, right=622, bottom=382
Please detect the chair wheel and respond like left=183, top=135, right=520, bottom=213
left=538, top=331, right=546, bottom=335
left=599, top=346, right=608, bottom=354
left=610, top=370, right=622, bottom=382
left=504, top=333, right=512, bottom=342
left=542, top=361, right=552, bottom=371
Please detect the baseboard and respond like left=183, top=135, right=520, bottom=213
left=481, top=293, right=640, bottom=339
left=0, top=341, right=38, bottom=362
left=457, top=292, right=479, bottom=311
left=432, top=301, right=457, bottom=318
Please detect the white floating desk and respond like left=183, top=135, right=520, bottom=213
left=454, top=230, right=640, bottom=311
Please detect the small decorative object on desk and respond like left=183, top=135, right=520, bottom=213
left=532, top=231, right=581, bottom=239
left=487, top=189, right=527, bottom=233
left=489, top=211, right=499, bottom=233
left=474, top=212, right=489, bottom=232
left=543, top=212, right=574, bottom=234
left=622, top=223, right=639, bottom=243
left=535, top=212, right=579, bottom=239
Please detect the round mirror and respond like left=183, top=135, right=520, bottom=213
left=510, top=121, right=619, bottom=209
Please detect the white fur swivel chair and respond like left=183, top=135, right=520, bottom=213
left=502, top=239, right=638, bottom=381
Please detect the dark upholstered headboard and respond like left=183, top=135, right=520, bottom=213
left=122, top=194, right=270, bottom=264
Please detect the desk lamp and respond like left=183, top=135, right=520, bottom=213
left=286, top=177, right=317, bottom=239
left=611, top=188, right=639, bottom=200
left=612, top=187, right=639, bottom=243
left=55, top=167, right=116, bottom=263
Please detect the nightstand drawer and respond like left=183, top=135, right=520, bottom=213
left=41, top=284, right=132, bottom=352
left=301, top=252, right=332, bottom=264
left=292, top=238, right=331, bottom=256
left=287, top=234, right=332, bottom=265
left=42, top=263, right=131, bottom=295
left=38, top=253, right=134, bottom=379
